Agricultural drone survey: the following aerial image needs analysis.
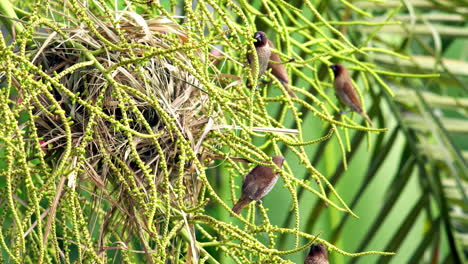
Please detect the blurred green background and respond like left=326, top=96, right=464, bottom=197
left=204, top=0, right=468, bottom=263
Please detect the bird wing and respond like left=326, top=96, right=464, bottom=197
left=341, top=81, right=363, bottom=113
left=267, top=40, right=288, bottom=84
left=243, top=165, right=277, bottom=200
left=241, top=170, right=260, bottom=200
left=268, top=52, right=289, bottom=84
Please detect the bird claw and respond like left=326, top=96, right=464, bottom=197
left=256, top=200, right=263, bottom=205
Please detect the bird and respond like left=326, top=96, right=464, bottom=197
left=246, top=31, right=271, bottom=83
left=231, top=155, right=285, bottom=215
left=330, top=64, right=373, bottom=126
left=267, top=40, right=297, bottom=98
left=304, top=243, right=329, bottom=264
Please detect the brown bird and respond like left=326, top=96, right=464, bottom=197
left=267, top=40, right=297, bottom=98
left=231, top=155, right=285, bottom=215
left=304, top=243, right=329, bottom=264
left=247, top=31, right=271, bottom=82
left=330, top=64, right=373, bottom=126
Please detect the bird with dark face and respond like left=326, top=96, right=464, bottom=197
left=330, top=64, right=373, bottom=126
left=247, top=31, right=271, bottom=82
left=304, top=243, right=329, bottom=264
left=231, top=155, right=285, bottom=215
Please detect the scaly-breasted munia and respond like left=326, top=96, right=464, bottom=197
left=231, top=155, right=285, bottom=215
left=247, top=31, right=271, bottom=82
left=330, top=64, right=373, bottom=125
left=304, top=243, right=329, bottom=264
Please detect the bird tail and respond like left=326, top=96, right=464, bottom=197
left=281, top=82, right=298, bottom=98
left=360, top=111, right=373, bottom=126
left=231, top=198, right=251, bottom=216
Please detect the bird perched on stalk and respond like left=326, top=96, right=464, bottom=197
left=247, top=31, right=271, bottom=82
left=231, top=155, right=285, bottom=215
left=304, top=243, right=329, bottom=264
left=246, top=31, right=297, bottom=97
left=330, top=64, right=373, bottom=126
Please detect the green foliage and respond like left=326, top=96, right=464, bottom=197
left=0, top=0, right=465, bottom=263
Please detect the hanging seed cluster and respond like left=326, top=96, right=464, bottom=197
left=0, top=0, right=395, bottom=263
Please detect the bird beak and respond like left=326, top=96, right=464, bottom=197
left=254, top=32, right=262, bottom=42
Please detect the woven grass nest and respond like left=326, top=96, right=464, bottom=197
left=30, top=14, right=217, bottom=247
left=37, top=19, right=207, bottom=160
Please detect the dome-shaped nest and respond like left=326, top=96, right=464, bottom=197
left=36, top=17, right=209, bottom=166
left=29, top=14, right=216, bottom=251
